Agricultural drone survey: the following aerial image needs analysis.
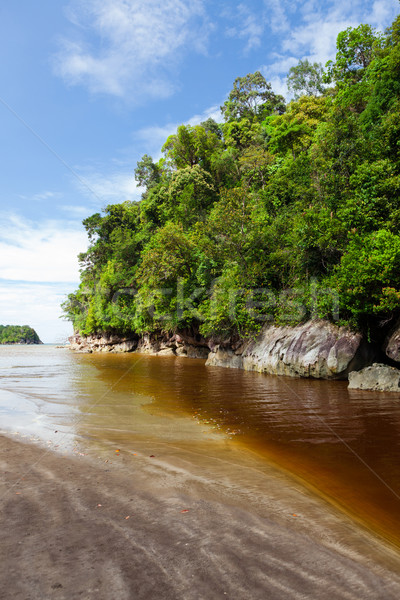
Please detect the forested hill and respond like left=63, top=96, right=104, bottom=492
left=0, top=325, right=42, bottom=345
left=63, top=14, right=400, bottom=347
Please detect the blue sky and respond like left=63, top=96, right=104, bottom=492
left=0, top=0, right=398, bottom=343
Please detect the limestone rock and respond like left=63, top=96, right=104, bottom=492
left=384, top=319, right=400, bottom=363
left=348, top=363, right=400, bottom=392
left=176, top=345, right=209, bottom=359
left=243, top=321, right=371, bottom=379
left=70, top=330, right=209, bottom=358
left=206, top=320, right=372, bottom=379
left=205, top=347, right=243, bottom=369
left=112, top=341, right=137, bottom=352
left=68, top=333, right=137, bottom=353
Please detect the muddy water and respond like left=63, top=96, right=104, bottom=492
left=1, top=345, right=400, bottom=547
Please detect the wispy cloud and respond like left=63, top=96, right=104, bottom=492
left=188, top=104, right=223, bottom=125
left=367, top=0, right=399, bottom=30
left=224, top=0, right=292, bottom=54
left=264, top=54, right=298, bottom=77
left=226, top=3, right=265, bottom=52
left=0, top=214, right=87, bottom=283
left=259, top=0, right=399, bottom=99
left=75, top=170, right=142, bottom=204
left=281, top=17, right=354, bottom=66
left=19, top=191, right=61, bottom=203
left=61, top=205, right=92, bottom=217
left=136, top=103, right=222, bottom=159
left=265, top=0, right=291, bottom=34
left=136, top=123, right=180, bottom=157
left=54, top=0, right=210, bottom=100
left=280, top=0, right=398, bottom=66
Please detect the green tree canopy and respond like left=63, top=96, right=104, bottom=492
left=221, top=72, right=285, bottom=122
left=62, top=11, right=400, bottom=343
left=134, top=154, right=162, bottom=194
left=287, top=59, right=325, bottom=98
left=162, top=124, right=222, bottom=171
left=325, top=24, right=384, bottom=87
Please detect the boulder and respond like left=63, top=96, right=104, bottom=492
left=384, top=319, right=400, bottom=363
left=206, top=320, right=373, bottom=379
left=348, top=363, right=400, bottom=392
left=205, top=347, right=243, bottom=369
left=176, top=345, right=209, bottom=359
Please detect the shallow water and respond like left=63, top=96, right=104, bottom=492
left=1, top=345, right=400, bottom=547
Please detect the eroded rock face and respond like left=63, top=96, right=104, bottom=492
left=135, top=332, right=209, bottom=358
left=68, top=333, right=137, bottom=353
left=348, top=363, right=400, bottom=392
left=206, top=320, right=372, bottom=379
left=69, top=330, right=209, bottom=359
left=384, top=320, right=400, bottom=363
left=205, top=348, right=243, bottom=369
left=71, top=320, right=375, bottom=380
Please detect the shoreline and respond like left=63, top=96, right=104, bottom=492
left=2, top=432, right=400, bottom=599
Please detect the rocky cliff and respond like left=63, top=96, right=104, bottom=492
left=206, top=320, right=375, bottom=379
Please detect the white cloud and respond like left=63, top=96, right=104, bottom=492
left=224, top=0, right=292, bottom=53
left=61, top=205, right=92, bottom=217
left=260, top=0, right=399, bottom=99
left=0, top=214, right=87, bottom=283
left=282, top=17, right=354, bottom=66
left=226, top=4, right=265, bottom=51
left=76, top=170, right=142, bottom=204
left=187, top=104, right=223, bottom=125
left=54, top=0, right=209, bottom=100
left=266, top=75, right=290, bottom=99
left=280, top=0, right=398, bottom=67
left=264, top=0, right=290, bottom=34
left=0, top=281, right=76, bottom=344
left=368, top=0, right=399, bottom=30
left=264, top=54, right=298, bottom=77
left=19, top=191, right=61, bottom=203
left=135, top=103, right=223, bottom=159
left=135, top=123, right=179, bottom=157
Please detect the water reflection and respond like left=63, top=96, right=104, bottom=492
left=71, top=352, right=400, bottom=545
left=1, top=346, right=400, bottom=546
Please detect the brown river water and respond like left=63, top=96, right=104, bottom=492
left=1, top=345, right=400, bottom=549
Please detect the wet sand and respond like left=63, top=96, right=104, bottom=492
left=2, top=434, right=400, bottom=599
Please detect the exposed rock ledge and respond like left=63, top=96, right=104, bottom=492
left=348, top=364, right=400, bottom=392
left=68, top=332, right=209, bottom=359
left=69, top=333, right=138, bottom=354
left=69, top=320, right=376, bottom=380
left=206, top=320, right=374, bottom=380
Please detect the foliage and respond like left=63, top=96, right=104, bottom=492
left=325, top=24, right=385, bottom=112
left=62, top=11, right=400, bottom=342
left=287, top=59, right=325, bottom=99
left=264, top=96, right=330, bottom=158
left=162, top=124, right=222, bottom=171
left=325, top=24, right=384, bottom=87
left=331, top=230, right=400, bottom=319
left=0, top=325, right=41, bottom=344
left=221, top=71, right=285, bottom=122
left=134, top=154, right=162, bottom=195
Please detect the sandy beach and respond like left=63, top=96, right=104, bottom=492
left=1, top=433, right=400, bottom=600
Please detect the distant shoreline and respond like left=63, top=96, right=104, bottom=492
left=0, top=341, right=43, bottom=345
left=0, top=324, right=42, bottom=345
